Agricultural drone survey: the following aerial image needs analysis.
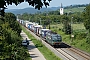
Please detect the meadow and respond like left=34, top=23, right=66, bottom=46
left=64, top=7, right=85, bottom=13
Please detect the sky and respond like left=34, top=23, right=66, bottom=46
left=7, top=0, right=90, bottom=9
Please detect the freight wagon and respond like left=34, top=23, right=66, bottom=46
left=40, top=29, right=51, bottom=39
left=28, top=22, right=33, bottom=30
left=34, top=25, right=42, bottom=35
left=23, top=21, right=29, bottom=27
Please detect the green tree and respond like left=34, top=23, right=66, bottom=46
left=62, top=15, right=72, bottom=34
left=0, top=13, right=30, bottom=60
left=0, top=0, right=52, bottom=16
left=83, top=4, right=90, bottom=44
left=4, top=13, right=22, bottom=35
left=83, top=4, right=90, bottom=31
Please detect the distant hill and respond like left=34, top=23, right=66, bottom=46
left=5, top=4, right=88, bottom=15
left=5, top=7, right=60, bottom=15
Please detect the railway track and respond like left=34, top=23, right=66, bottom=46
left=68, top=47, right=90, bottom=60
left=56, top=48, right=78, bottom=60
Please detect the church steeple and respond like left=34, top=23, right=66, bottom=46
left=60, top=3, right=64, bottom=15
left=61, top=3, right=63, bottom=8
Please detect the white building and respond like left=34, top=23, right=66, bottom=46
left=60, top=3, right=64, bottom=15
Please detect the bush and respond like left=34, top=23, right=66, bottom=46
left=62, top=24, right=72, bottom=34
left=0, top=13, right=30, bottom=60
left=73, top=29, right=87, bottom=39
left=86, top=33, right=90, bottom=44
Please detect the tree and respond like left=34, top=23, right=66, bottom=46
left=83, top=4, right=90, bottom=44
left=0, top=0, right=52, bottom=16
left=83, top=4, right=90, bottom=32
left=4, top=13, right=22, bottom=35
left=0, top=13, right=29, bottom=59
left=62, top=15, right=72, bottom=34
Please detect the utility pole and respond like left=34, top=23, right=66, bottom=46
left=49, top=20, right=50, bottom=29
left=46, top=13, right=50, bottom=29
left=40, top=18, right=41, bottom=25
left=29, top=18, right=30, bottom=22
left=71, top=17, right=74, bottom=42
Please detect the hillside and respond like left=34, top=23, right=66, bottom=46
left=5, top=7, right=60, bottom=15
left=5, top=4, right=87, bottom=15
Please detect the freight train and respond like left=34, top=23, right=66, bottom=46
left=18, top=19, right=62, bottom=46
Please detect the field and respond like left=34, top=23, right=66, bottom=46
left=50, top=23, right=90, bottom=53
left=64, top=7, right=85, bottom=13
left=50, top=23, right=85, bottom=30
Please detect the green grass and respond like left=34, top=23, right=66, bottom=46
left=64, top=7, right=85, bottom=13
left=50, top=23, right=85, bottom=30
left=72, top=23, right=85, bottom=30
left=22, top=26, right=61, bottom=60
left=50, top=23, right=90, bottom=53
left=71, top=39, right=90, bottom=53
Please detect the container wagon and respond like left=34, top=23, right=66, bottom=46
left=28, top=22, right=33, bottom=30
left=23, top=21, right=29, bottom=27
left=34, top=25, right=42, bottom=35
left=40, top=29, right=51, bottom=39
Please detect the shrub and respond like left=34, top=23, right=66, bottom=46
left=73, top=29, right=87, bottom=40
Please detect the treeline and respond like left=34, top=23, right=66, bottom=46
left=0, top=13, right=30, bottom=59
left=18, top=11, right=83, bottom=26
left=64, top=4, right=89, bottom=9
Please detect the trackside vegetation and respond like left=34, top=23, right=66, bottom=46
left=0, top=13, right=31, bottom=60
left=22, top=26, right=61, bottom=60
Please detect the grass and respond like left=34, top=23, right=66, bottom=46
left=22, top=26, right=61, bottom=60
left=72, top=23, right=85, bottom=30
left=50, top=23, right=85, bottom=30
left=50, top=23, right=90, bottom=53
left=71, top=39, right=90, bottom=53
left=64, top=7, right=85, bottom=13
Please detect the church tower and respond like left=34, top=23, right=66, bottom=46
left=60, top=3, right=64, bottom=15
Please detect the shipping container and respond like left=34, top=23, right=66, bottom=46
left=40, top=29, right=51, bottom=39
left=34, top=25, right=42, bottom=34
left=28, top=22, right=33, bottom=30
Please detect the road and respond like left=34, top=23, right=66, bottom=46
left=20, top=30, right=46, bottom=60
